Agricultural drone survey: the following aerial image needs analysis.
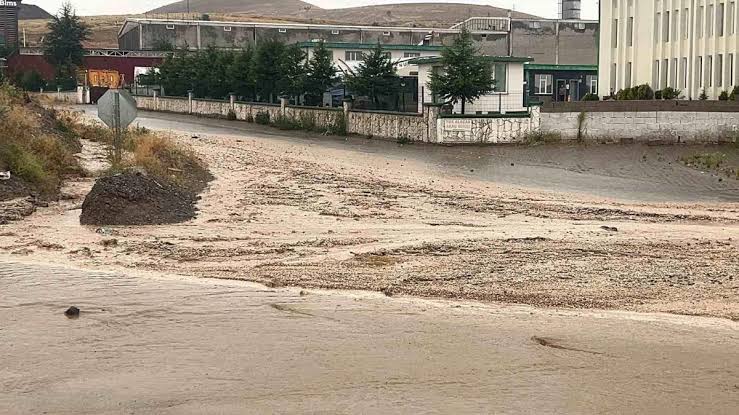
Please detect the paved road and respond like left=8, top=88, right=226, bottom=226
left=1, top=261, right=737, bottom=414
left=73, top=106, right=739, bottom=203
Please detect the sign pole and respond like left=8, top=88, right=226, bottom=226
left=113, top=91, right=122, bottom=165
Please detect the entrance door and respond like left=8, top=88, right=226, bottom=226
left=569, top=80, right=581, bottom=101
left=556, top=80, right=567, bottom=102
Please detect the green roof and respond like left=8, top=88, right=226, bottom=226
left=524, top=64, right=598, bottom=71
left=296, top=42, right=444, bottom=51
left=408, top=55, right=533, bottom=65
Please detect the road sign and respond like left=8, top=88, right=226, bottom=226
left=98, top=89, right=138, bottom=130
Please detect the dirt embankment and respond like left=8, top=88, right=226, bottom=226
left=79, top=133, right=213, bottom=226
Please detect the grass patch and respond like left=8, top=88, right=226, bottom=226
left=524, top=130, right=562, bottom=145
left=0, top=83, right=82, bottom=198
left=681, top=152, right=738, bottom=179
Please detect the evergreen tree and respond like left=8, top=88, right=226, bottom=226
left=158, top=49, right=195, bottom=97
left=43, top=2, right=90, bottom=82
left=305, top=41, right=338, bottom=106
left=427, top=28, right=495, bottom=114
left=252, top=40, right=285, bottom=103
left=228, top=48, right=255, bottom=101
left=278, top=45, right=307, bottom=104
left=345, top=44, right=399, bottom=109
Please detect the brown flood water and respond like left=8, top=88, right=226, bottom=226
left=1, top=261, right=737, bottom=414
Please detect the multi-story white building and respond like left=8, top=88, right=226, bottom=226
left=600, top=0, right=739, bottom=99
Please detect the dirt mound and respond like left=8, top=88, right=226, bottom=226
left=80, top=171, right=201, bottom=226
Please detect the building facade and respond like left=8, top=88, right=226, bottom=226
left=0, top=0, right=21, bottom=47
left=525, top=63, right=599, bottom=104
left=600, top=0, right=739, bottom=99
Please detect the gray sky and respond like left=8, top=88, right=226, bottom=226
left=27, top=0, right=599, bottom=19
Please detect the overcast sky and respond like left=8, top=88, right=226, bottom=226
left=26, top=0, right=599, bottom=19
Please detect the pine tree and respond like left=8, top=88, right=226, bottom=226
left=427, top=28, right=495, bottom=114
left=228, top=48, right=255, bottom=101
left=278, top=45, right=307, bottom=104
left=252, top=40, right=285, bottom=103
left=345, top=44, right=399, bottom=109
left=305, top=41, right=338, bottom=106
left=43, top=2, right=90, bottom=82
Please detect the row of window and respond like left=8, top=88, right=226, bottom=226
left=534, top=74, right=598, bottom=95
left=343, top=51, right=421, bottom=61
left=612, top=2, right=738, bottom=48
left=609, top=53, right=736, bottom=92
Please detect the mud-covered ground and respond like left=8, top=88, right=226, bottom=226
left=1, top=113, right=737, bottom=320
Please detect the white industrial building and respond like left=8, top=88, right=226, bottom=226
left=600, top=0, right=739, bottom=99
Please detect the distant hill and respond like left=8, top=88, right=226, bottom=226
left=148, top=0, right=318, bottom=16
left=19, top=4, right=53, bottom=20
left=302, top=3, right=536, bottom=27
left=148, top=1, right=538, bottom=28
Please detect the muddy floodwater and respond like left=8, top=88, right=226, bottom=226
left=1, top=261, right=737, bottom=414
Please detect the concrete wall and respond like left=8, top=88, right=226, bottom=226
left=510, top=19, right=599, bottom=65
left=347, top=110, right=429, bottom=141
left=540, top=101, right=739, bottom=142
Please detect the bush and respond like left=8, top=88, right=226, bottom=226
left=272, top=114, right=302, bottom=130
left=16, top=70, right=46, bottom=92
left=524, top=130, right=562, bottom=145
left=661, top=87, right=682, bottom=100
left=127, top=134, right=210, bottom=193
left=582, top=93, right=599, bottom=101
left=327, top=113, right=347, bottom=136
left=245, top=114, right=254, bottom=123
left=654, top=90, right=662, bottom=100
left=633, top=84, right=655, bottom=100
left=730, top=86, right=739, bottom=100
left=255, top=111, right=270, bottom=125
left=226, top=109, right=237, bottom=121
left=699, top=89, right=708, bottom=100
left=719, top=91, right=730, bottom=101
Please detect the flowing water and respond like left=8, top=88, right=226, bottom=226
left=1, top=261, right=737, bottom=414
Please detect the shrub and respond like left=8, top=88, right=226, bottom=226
left=298, top=112, right=317, bottom=131
left=127, top=133, right=209, bottom=192
left=524, top=130, right=562, bottom=145
left=699, top=89, right=708, bottom=100
left=616, top=88, right=632, bottom=100
left=272, top=114, right=301, bottom=130
left=16, top=70, right=46, bottom=92
left=661, top=87, right=682, bottom=100
left=730, top=86, right=739, bottom=100
left=582, top=93, right=599, bottom=101
left=255, top=111, right=270, bottom=125
left=327, top=113, right=347, bottom=136
left=654, top=90, right=662, bottom=100
left=245, top=114, right=254, bottom=123
left=719, top=91, right=730, bottom=101
left=226, top=109, right=237, bottom=121
left=633, top=84, right=655, bottom=100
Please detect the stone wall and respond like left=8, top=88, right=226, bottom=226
left=438, top=108, right=540, bottom=144
left=31, top=91, right=81, bottom=104
left=540, top=110, right=739, bottom=143
left=134, top=95, right=543, bottom=144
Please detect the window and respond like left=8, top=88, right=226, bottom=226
left=403, top=52, right=421, bottom=58
left=382, top=31, right=391, bottom=36
left=664, top=11, right=670, bottom=42
left=223, top=26, right=232, bottom=32
left=681, top=57, right=688, bottom=89
left=730, top=53, right=735, bottom=86
left=627, top=17, right=634, bottom=46
left=662, top=59, right=669, bottom=89
left=278, top=28, right=287, bottom=33
left=730, top=2, right=736, bottom=35
left=653, top=60, right=660, bottom=89
left=682, top=8, right=689, bottom=39
left=672, top=10, right=679, bottom=41
left=671, top=58, right=678, bottom=87
left=528, top=21, right=541, bottom=29
left=717, top=54, right=724, bottom=87
left=718, top=3, right=726, bottom=36
left=331, top=29, right=340, bottom=35
left=697, top=56, right=704, bottom=88
left=383, top=52, right=392, bottom=59
left=655, top=13, right=661, bottom=43
left=611, top=63, right=617, bottom=92
left=493, top=64, right=507, bottom=92
left=166, top=24, right=175, bottom=30
left=587, top=75, right=598, bottom=94
left=698, top=7, right=704, bottom=38
left=626, top=62, right=632, bottom=87
left=613, top=19, right=619, bottom=47
left=707, top=55, right=713, bottom=87
left=345, top=51, right=363, bottom=61
left=535, top=74, right=553, bottom=95
left=708, top=5, right=714, bottom=37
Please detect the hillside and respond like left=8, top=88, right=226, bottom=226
left=19, top=4, right=53, bottom=20
left=148, top=0, right=318, bottom=15
left=302, top=3, right=536, bottom=27
left=148, top=1, right=537, bottom=28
